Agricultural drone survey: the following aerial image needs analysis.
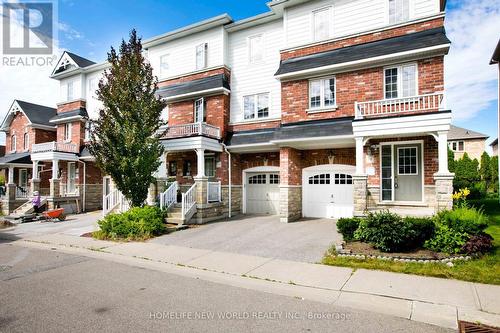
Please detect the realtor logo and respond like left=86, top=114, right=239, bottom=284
left=2, top=2, right=53, bottom=54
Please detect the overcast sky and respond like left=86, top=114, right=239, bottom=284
left=0, top=0, right=499, bottom=149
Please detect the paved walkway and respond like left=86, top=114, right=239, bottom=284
left=2, top=231, right=498, bottom=330
left=151, top=215, right=341, bottom=263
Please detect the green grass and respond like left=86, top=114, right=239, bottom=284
left=322, top=198, right=500, bottom=285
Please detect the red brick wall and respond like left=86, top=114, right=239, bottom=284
left=231, top=152, right=280, bottom=185
left=281, top=17, right=444, bottom=60
left=158, top=67, right=230, bottom=87
left=281, top=57, right=444, bottom=123
left=228, top=120, right=281, bottom=132
left=56, top=121, right=85, bottom=150
left=280, top=147, right=302, bottom=185
left=302, top=149, right=356, bottom=168
left=34, top=129, right=56, bottom=145
left=166, top=152, right=198, bottom=185
left=5, top=112, right=56, bottom=153
left=57, top=100, right=86, bottom=113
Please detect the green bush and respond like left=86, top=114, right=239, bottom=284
left=435, top=207, right=488, bottom=235
left=337, top=217, right=362, bottom=241
left=94, top=206, right=166, bottom=241
left=424, top=224, right=469, bottom=254
left=403, top=217, right=435, bottom=249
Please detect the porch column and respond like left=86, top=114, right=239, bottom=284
left=195, top=149, right=205, bottom=178
left=31, top=161, right=40, bottom=194
left=50, top=159, right=60, bottom=198
left=7, top=166, right=14, bottom=184
left=6, top=166, right=16, bottom=203
left=32, top=161, right=39, bottom=180
left=355, top=136, right=365, bottom=175
left=434, top=131, right=454, bottom=211
left=437, top=131, right=449, bottom=174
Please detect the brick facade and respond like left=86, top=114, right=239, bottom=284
left=5, top=111, right=56, bottom=154
left=57, top=100, right=86, bottom=113
left=56, top=121, right=85, bottom=150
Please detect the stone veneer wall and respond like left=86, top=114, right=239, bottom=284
left=279, top=186, right=301, bottom=223
left=192, top=185, right=242, bottom=224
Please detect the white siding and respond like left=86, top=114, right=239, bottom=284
left=85, top=70, right=105, bottom=120
left=148, top=26, right=225, bottom=80
left=59, top=75, right=83, bottom=103
left=228, top=19, right=284, bottom=124
left=284, top=0, right=440, bottom=49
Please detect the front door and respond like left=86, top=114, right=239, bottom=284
left=67, top=162, right=76, bottom=194
left=19, top=169, right=28, bottom=189
left=394, top=144, right=422, bottom=201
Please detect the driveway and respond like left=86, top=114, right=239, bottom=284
left=0, top=211, right=101, bottom=240
left=151, top=215, right=341, bottom=263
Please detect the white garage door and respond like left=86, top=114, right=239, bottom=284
left=246, top=173, right=280, bottom=215
left=303, top=165, right=355, bottom=219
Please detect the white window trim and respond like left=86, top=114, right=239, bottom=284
left=396, top=146, right=419, bottom=176
left=204, top=156, right=216, bottom=177
left=11, top=135, right=16, bottom=153
left=242, top=92, right=271, bottom=121
left=387, top=0, right=414, bottom=25
left=308, top=76, right=337, bottom=111
left=23, top=131, right=29, bottom=151
left=195, top=43, right=208, bottom=70
left=311, top=5, right=333, bottom=42
left=67, top=161, right=77, bottom=194
left=63, top=123, right=72, bottom=142
left=247, top=34, right=264, bottom=65
left=66, top=80, right=74, bottom=101
left=383, top=62, right=419, bottom=100
left=194, top=98, right=205, bottom=123
left=159, top=53, right=170, bottom=78
left=448, top=140, right=465, bottom=152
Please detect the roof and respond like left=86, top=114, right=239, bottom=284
left=157, top=74, right=230, bottom=100
left=448, top=125, right=489, bottom=141
left=490, top=138, right=498, bottom=147
left=0, top=152, right=31, bottom=165
left=49, top=108, right=89, bottom=123
left=226, top=118, right=353, bottom=146
left=66, top=51, right=96, bottom=68
left=490, top=39, right=500, bottom=65
left=275, top=27, right=450, bottom=76
left=14, top=100, right=57, bottom=126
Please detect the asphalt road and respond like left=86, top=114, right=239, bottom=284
left=0, top=243, right=452, bottom=333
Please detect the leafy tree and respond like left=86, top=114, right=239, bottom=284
left=452, top=152, right=481, bottom=197
left=89, top=29, right=166, bottom=207
left=490, top=156, right=499, bottom=194
left=479, top=152, right=491, bottom=192
left=448, top=148, right=455, bottom=173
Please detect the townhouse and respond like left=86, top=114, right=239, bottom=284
left=3, top=0, right=453, bottom=223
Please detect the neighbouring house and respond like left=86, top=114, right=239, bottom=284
left=0, top=96, right=104, bottom=215
left=54, top=0, right=453, bottom=222
left=490, top=139, right=498, bottom=156
left=447, top=125, right=489, bottom=160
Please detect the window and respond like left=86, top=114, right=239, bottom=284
left=248, top=35, right=263, bottom=64
left=269, top=174, right=280, bottom=184
left=196, top=43, right=208, bottom=70
left=168, top=161, right=177, bottom=176
left=11, top=135, right=16, bottom=152
left=63, top=123, right=72, bottom=142
left=205, top=156, right=215, bottom=177
left=449, top=141, right=465, bottom=152
left=397, top=147, right=418, bottom=175
left=23, top=132, right=29, bottom=150
left=313, top=7, right=332, bottom=41
left=183, top=161, right=192, bottom=176
left=384, top=64, right=417, bottom=99
left=67, top=81, right=74, bottom=101
left=334, top=174, right=353, bottom=185
left=160, top=54, right=170, bottom=77
left=309, top=77, right=336, bottom=109
left=243, top=93, right=269, bottom=120
left=88, top=78, right=97, bottom=96
left=308, top=174, right=330, bottom=185
left=381, top=145, right=393, bottom=200
left=194, top=98, right=206, bottom=123
left=161, top=105, right=169, bottom=122
left=389, top=0, right=410, bottom=24
left=248, top=174, right=266, bottom=184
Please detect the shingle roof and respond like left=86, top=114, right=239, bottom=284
left=491, top=39, right=500, bottom=65
left=0, top=152, right=31, bottom=165
left=16, top=100, right=57, bottom=126
left=66, top=51, right=96, bottom=68
left=157, top=74, right=230, bottom=99
left=275, top=27, right=451, bottom=76
left=448, top=125, right=489, bottom=141
left=49, top=108, right=88, bottom=123
left=490, top=138, right=498, bottom=147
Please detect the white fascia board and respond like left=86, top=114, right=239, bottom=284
left=270, top=134, right=354, bottom=144
left=161, top=136, right=223, bottom=152
left=224, top=12, right=280, bottom=32
left=50, top=61, right=109, bottom=80
left=31, top=151, right=79, bottom=162
left=163, top=87, right=230, bottom=102
left=49, top=116, right=85, bottom=124
left=276, top=44, right=450, bottom=81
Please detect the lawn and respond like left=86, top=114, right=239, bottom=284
left=322, top=198, right=500, bottom=285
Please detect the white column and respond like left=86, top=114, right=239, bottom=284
left=437, top=131, right=449, bottom=174
left=32, top=161, right=39, bottom=180
left=355, top=137, right=365, bottom=175
left=195, top=149, right=205, bottom=178
left=52, top=159, right=59, bottom=179
left=8, top=166, right=14, bottom=184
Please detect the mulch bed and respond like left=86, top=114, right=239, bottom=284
left=80, top=223, right=194, bottom=238
left=344, top=241, right=449, bottom=259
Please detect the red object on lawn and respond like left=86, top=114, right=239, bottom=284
left=42, top=208, right=65, bottom=222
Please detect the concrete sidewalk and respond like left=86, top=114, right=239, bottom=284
left=5, top=233, right=500, bottom=330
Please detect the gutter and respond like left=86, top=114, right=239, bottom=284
left=221, top=143, right=231, bottom=218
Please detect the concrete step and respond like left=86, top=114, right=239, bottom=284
left=167, top=217, right=185, bottom=225
left=167, top=212, right=183, bottom=219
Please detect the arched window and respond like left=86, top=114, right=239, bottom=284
left=308, top=174, right=330, bottom=184
left=23, top=132, right=29, bottom=150
left=10, top=135, right=16, bottom=152
left=334, top=173, right=353, bottom=185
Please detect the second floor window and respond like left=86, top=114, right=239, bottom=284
left=11, top=135, right=16, bottom=152
left=313, top=7, right=332, bottom=42
left=248, top=35, right=263, bottom=64
left=160, top=54, right=170, bottom=77
left=64, top=123, right=72, bottom=142
left=194, top=98, right=206, bottom=123
left=67, top=81, right=74, bottom=101
left=244, top=93, right=269, bottom=120
left=309, top=77, right=336, bottom=109
left=449, top=141, right=464, bottom=152
left=23, top=132, right=29, bottom=150
left=389, top=0, right=410, bottom=24
left=196, top=43, right=208, bottom=70
left=384, top=64, right=417, bottom=99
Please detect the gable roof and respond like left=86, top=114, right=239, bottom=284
left=66, top=51, right=96, bottom=68
left=0, top=100, right=57, bottom=131
left=52, top=51, right=96, bottom=76
left=490, top=138, right=498, bottom=147
left=448, top=125, right=489, bottom=141
left=491, top=39, right=500, bottom=65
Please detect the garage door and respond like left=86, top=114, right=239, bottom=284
left=246, top=173, right=280, bottom=215
left=302, top=165, right=355, bottom=219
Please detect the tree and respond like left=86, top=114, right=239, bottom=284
left=89, top=29, right=166, bottom=207
left=490, top=156, right=499, bottom=194
left=479, top=152, right=491, bottom=191
left=448, top=148, right=455, bottom=173
left=453, top=152, right=481, bottom=198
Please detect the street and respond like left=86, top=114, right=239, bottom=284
left=0, top=243, right=452, bottom=333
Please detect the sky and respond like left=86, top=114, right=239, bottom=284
left=0, top=0, right=499, bottom=149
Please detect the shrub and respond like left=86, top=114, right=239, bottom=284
left=461, top=233, right=494, bottom=255
left=337, top=217, right=362, bottom=241
left=424, top=224, right=469, bottom=254
left=403, top=217, right=435, bottom=249
left=435, top=207, right=488, bottom=235
left=94, top=206, right=166, bottom=240
left=354, top=211, right=415, bottom=252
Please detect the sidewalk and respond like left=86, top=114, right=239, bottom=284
left=7, top=232, right=500, bottom=330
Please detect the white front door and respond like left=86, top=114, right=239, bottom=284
left=245, top=172, right=280, bottom=215
left=302, top=165, right=355, bottom=219
left=67, top=162, right=76, bottom=194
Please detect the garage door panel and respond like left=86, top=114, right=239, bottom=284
left=246, top=173, right=280, bottom=215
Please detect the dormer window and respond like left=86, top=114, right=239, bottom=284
left=196, top=43, right=208, bottom=70
left=11, top=135, right=16, bottom=152
left=389, top=0, right=410, bottom=24
left=64, top=123, right=72, bottom=142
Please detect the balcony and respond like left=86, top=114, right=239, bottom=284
left=162, top=122, right=221, bottom=140
left=32, top=141, right=78, bottom=154
left=354, top=92, right=445, bottom=120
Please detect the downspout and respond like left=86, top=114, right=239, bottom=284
left=77, top=160, right=86, bottom=212
left=221, top=143, right=231, bottom=218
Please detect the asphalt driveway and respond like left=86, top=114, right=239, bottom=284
left=150, top=215, right=341, bottom=263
